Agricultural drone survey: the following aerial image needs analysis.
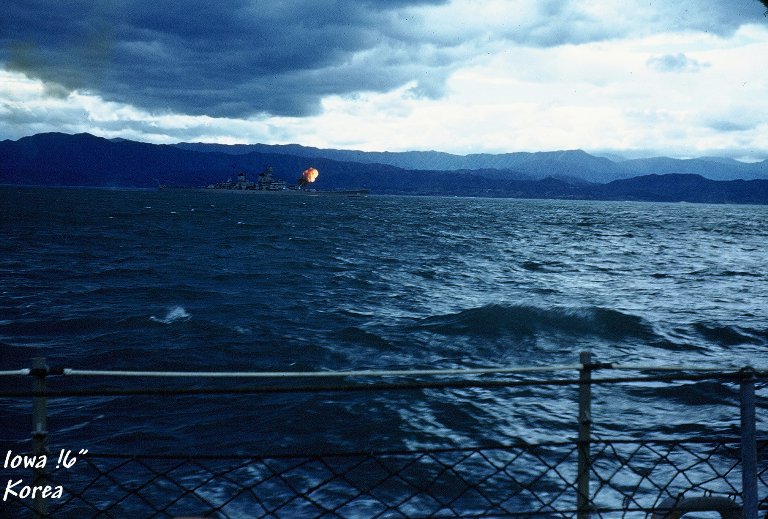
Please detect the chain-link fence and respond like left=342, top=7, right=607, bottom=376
left=3, top=440, right=765, bottom=518
left=1, top=356, right=765, bottom=518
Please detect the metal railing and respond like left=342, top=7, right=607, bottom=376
left=1, top=352, right=765, bottom=518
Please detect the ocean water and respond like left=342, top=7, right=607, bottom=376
left=1, top=186, right=767, bottom=457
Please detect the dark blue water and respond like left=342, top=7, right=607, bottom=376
left=1, top=186, right=767, bottom=456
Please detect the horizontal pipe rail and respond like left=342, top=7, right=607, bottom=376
left=1, top=363, right=766, bottom=380
left=0, top=370, right=765, bottom=399
left=0, top=369, right=31, bottom=376
left=59, top=364, right=585, bottom=378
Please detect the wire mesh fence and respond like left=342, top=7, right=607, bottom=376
left=3, top=440, right=766, bottom=518
left=1, top=356, right=766, bottom=518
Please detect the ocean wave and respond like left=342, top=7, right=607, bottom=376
left=519, top=260, right=566, bottom=272
left=692, top=322, right=767, bottom=346
left=336, top=326, right=394, bottom=348
left=626, top=380, right=738, bottom=408
left=717, top=270, right=763, bottom=278
left=414, top=303, right=657, bottom=340
left=149, top=306, right=191, bottom=324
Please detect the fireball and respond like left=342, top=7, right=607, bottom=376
left=302, top=167, right=319, bottom=183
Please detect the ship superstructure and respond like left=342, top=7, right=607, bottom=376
left=208, top=166, right=287, bottom=191
left=204, top=165, right=368, bottom=195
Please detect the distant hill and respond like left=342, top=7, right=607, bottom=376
left=619, top=157, right=768, bottom=181
left=0, top=132, right=383, bottom=189
left=174, top=143, right=633, bottom=183
left=592, top=174, right=768, bottom=204
left=174, top=141, right=768, bottom=183
left=2, top=133, right=768, bottom=204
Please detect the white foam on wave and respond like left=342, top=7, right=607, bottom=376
left=150, top=306, right=191, bottom=324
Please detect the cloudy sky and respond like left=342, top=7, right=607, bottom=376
left=2, top=0, right=767, bottom=160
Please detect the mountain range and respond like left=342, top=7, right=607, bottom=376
left=1, top=132, right=767, bottom=204
left=175, top=141, right=768, bottom=183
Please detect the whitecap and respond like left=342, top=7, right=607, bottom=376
left=150, top=306, right=191, bottom=324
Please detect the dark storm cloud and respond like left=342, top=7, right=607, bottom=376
left=2, top=0, right=766, bottom=119
left=2, top=0, right=451, bottom=117
left=673, top=0, right=768, bottom=33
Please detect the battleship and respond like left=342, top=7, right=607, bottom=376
left=205, top=166, right=369, bottom=196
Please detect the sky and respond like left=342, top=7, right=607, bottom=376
left=2, top=0, right=767, bottom=160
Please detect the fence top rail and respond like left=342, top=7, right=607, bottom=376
left=2, top=362, right=766, bottom=380
left=61, top=364, right=585, bottom=378
left=0, top=369, right=30, bottom=376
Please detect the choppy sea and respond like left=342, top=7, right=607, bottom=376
left=1, top=186, right=767, bottom=458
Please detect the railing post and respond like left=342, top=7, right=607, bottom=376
left=739, top=367, right=757, bottom=519
left=31, top=357, right=49, bottom=518
left=577, top=351, right=592, bottom=519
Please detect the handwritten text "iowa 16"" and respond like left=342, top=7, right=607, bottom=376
left=3, top=448, right=88, bottom=469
